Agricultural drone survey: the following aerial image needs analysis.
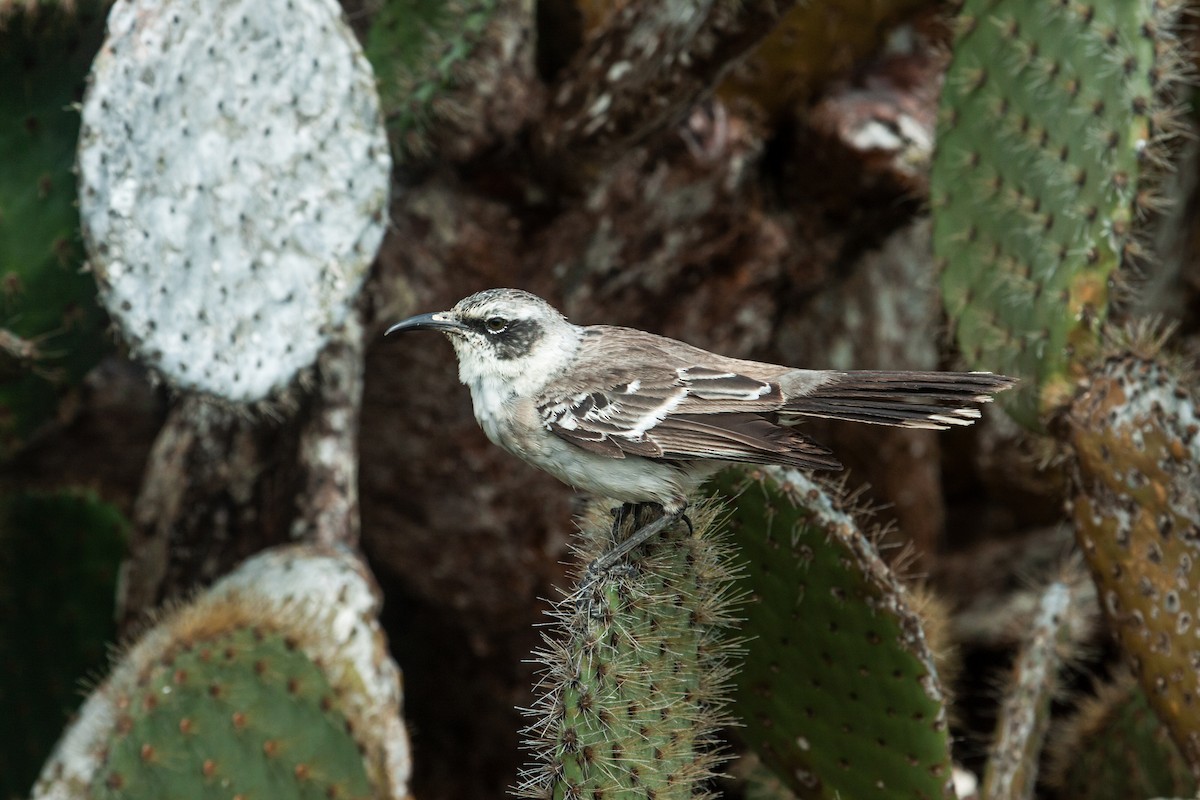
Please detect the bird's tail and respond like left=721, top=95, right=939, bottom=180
left=781, top=371, right=1016, bottom=430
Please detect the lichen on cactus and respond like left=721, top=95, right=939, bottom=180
left=31, top=544, right=411, bottom=800
left=0, top=2, right=110, bottom=455
left=1046, top=670, right=1197, bottom=800
left=981, top=560, right=1096, bottom=800
left=0, top=490, right=127, bottom=800
left=1069, top=348, right=1200, bottom=772
left=77, top=0, right=391, bottom=404
left=712, top=467, right=954, bottom=800
left=517, top=502, right=740, bottom=799
left=932, top=0, right=1184, bottom=427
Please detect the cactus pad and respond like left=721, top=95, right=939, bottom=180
left=932, top=0, right=1181, bottom=427
left=91, top=624, right=373, bottom=799
left=0, top=490, right=127, bottom=799
left=1070, top=353, right=1200, bottom=772
left=31, top=544, right=410, bottom=800
left=77, top=0, right=391, bottom=403
left=1046, top=671, right=1196, bottom=800
left=714, top=467, right=954, bottom=800
left=982, top=563, right=1095, bottom=800
left=0, top=3, right=110, bottom=454
left=518, top=503, right=739, bottom=799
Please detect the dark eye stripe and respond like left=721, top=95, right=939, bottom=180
left=491, top=318, right=540, bottom=360
left=462, top=319, right=492, bottom=336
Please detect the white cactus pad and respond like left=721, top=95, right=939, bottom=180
left=78, top=0, right=391, bottom=402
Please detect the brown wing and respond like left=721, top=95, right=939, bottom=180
left=537, top=361, right=842, bottom=470
left=536, top=326, right=1013, bottom=466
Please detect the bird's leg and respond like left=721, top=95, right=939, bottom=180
left=586, top=505, right=686, bottom=578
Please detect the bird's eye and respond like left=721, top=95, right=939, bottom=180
left=485, top=316, right=509, bottom=334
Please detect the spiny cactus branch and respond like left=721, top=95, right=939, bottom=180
left=982, top=560, right=1096, bottom=800
left=517, top=501, right=740, bottom=798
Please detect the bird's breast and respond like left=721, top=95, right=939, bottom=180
left=467, top=376, right=524, bottom=451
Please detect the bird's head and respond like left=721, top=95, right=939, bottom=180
left=386, top=288, right=581, bottom=390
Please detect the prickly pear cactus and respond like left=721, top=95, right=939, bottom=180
left=932, top=0, right=1183, bottom=427
left=1069, top=352, right=1200, bottom=772
left=517, top=503, right=739, bottom=799
left=713, top=468, right=954, bottom=800
left=0, top=490, right=127, bottom=800
left=91, top=624, right=373, bottom=799
left=77, top=0, right=391, bottom=404
left=31, top=545, right=411, bottom=800
left=0, top=3, right=110, bottom=454
left=1046, top=671, right=1197, bottom=800
left=982, top=563, right=1095, bottom=800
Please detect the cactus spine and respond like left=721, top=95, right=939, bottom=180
left=518, top=503, right=739, bottom=799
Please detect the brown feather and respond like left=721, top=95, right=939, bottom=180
left=537, top=326, right=1013, bottom=468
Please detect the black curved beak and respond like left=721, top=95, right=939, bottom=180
left=385, top=311, right=468, bottom=336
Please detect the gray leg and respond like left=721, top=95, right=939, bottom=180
left=586, top=506, right=686, bottom=577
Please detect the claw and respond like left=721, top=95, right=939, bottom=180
left=585, top=503, right=689, bottom=578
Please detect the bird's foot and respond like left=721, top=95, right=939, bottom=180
left=585, top=505, right=687, bottom=581
left=610, top=502, right=655, bottom=535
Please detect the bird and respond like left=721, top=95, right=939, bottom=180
left=386, top=288, right=1015, bottom=573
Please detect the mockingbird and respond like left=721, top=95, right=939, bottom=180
left=387, top=288, right=1014, bottom=572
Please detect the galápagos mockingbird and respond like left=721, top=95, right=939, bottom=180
left=386, top=288, right=1014, bottom=573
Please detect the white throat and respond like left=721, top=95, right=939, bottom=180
left=451, top=323, right=583, bottom=441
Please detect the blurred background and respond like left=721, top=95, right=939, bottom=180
left=4, top=1, right=1200, bottom=798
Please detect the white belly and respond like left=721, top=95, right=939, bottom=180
left=468, top=380, right=704, bottom=512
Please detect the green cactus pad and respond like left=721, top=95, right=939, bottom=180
left=31, top=545, right=411, bottom=800
left=0, top=3, right=110, bottom=454
left=713, top=468, right=953, bottom=800
left=365, top=0, right=498, bottom=160
left=1070, top=354, right=1200, bottom=772
left=1046, top=671, right=1196, bottom=800
left=0, top=490, right=127, bottom=799
left=981, top=564, right=1095, bottom=800
left=518, top=503, right=740, bottom=799
left=932, top=0, right=1181, bottom=427
left=90, top=624, right=373, bottom=800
